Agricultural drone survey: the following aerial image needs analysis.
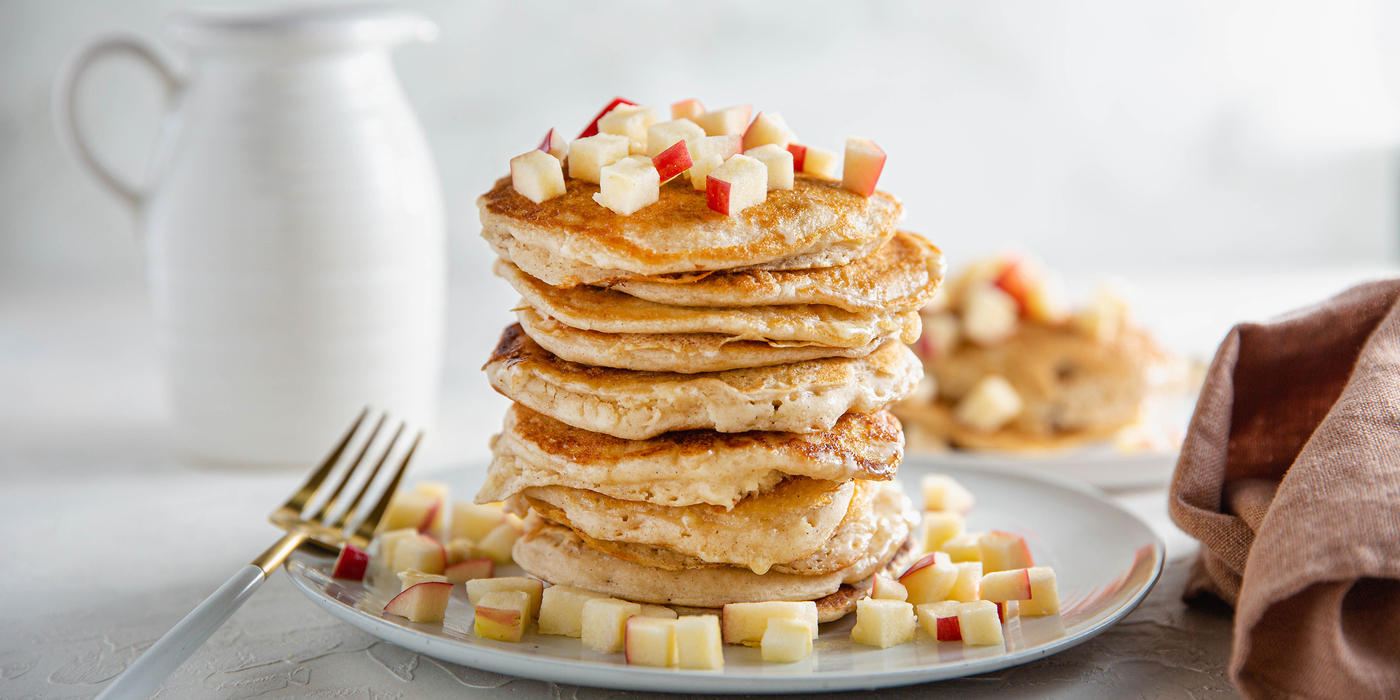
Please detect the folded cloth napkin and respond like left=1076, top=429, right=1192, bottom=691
left=1170, top=280, right=1400, bottom=700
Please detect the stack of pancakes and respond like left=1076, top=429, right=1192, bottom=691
left=476, top=173, right=945, bottom=621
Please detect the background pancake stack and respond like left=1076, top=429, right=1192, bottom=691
left=476, top=170, right=945, bottom=621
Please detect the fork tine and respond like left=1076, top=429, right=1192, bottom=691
left=350, top=429, right=423, bottom=548
left=330, top=421, right=404, bottom=533
left=281, top=408, right=369, bottom=514
left=308, top=413, right=387, bottom=524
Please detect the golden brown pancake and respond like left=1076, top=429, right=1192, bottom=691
left=485, top=324, right=922, bottom=439
left=478, top=173, right=904, bottom=285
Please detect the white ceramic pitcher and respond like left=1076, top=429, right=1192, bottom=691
left=54, top=5, right=445, bottom=467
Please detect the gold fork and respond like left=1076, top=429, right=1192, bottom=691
left=95, top=410, right=422, bottom=700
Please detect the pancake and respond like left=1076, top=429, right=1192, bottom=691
left=517, top=306, right=896, bottom=373
left=510, top=483, right=917, bottom=611
left=485, top=325, right=923, bottom=439
left=499, top=259, right=920, bottom=349
left=478, top=173, right=905, bottom=285
left=478, top=404, right=903, bottom=509
left=606, top=231, right=945, bottom=313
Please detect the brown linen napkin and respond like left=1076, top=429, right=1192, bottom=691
left=1169, top=279, right=1400, bottom=700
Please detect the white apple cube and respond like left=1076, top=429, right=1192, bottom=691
left=568, top=134, right=630, bottom=184
left=802, top=144, right=840, bottom=179
left=581, top=597, right=642, bottom=654
left=510, top=150, right=566, bottom=204
left=675, top=615, right=724, bottom=670
left=962, top=284, right=1021, bottom=346
left=538, top=585, right=610, bottom=637
left=742, top=111, right=798, bottom=150
left=980, top=568, right=1033, bottom=602
left=941, top=533, right=985, bottom=563
left=693, top=104, right=753, bottom=136
left=706, top=154, right=767, bottom=216
left=842, top=136, right=886, bottom=197
left=671, top=97, right=705, bottom=121
left=760, top=617, right=813, bottom=663
left=390, top=533, right=446, bottom=576
left=1073, top=285, right=1130, bottom=343
left=917, top=312, right=962, bottom=360
left=743, top=144, right=794, bottom=190
left=898, top=553, right=959, bottom=606
left=956, top=601, right=1005, bottom=646
left=640, top=604, right=678, bottom=619
left=980, top=531, right=1035, bottom=573
left=919, top=511, right=967, bottom=554
left=949, top=562, right=984, bottom=602
left=920, top=475, right=976, bottom=514
left=381, top=489, right=440, bottom=534
left=444, top=558, right=494, bottom=584
left=597, top=104, right=659, bottom=154
left=916, top=600, right=963, bottom=641
left=687, top=135, right=743, bottom=190
left=850, top=598, right=915, bottom=649
left=871, top=573, right=908, bottom=602
left=467, top=576, right=544, bottom=620
left=475, top=590, right=530, bottom=643
left=384, top=581, right=452, bottom=624
left=477, top=520, right=524, bottom=565
left=594, top=155, right=660, bottom=216
left=444, top=538, right=478, bottom=565
left=720, top=600, right=818, bottom=646
left=954, top=375, right=1023, bottom=433
left=397, top=569, right=448, bottom=592
left=1019, top=567, right=1061, bottom=616
left=625, top=617, right=678, bottom=667
left=331, top=544, right=369, bottom=581
left=451, top=502, right=506, bottom=543
left=646, top=118, right=706, bottom=157
left=538, top=127, right=568, bottom=162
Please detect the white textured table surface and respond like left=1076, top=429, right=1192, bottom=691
left=3, top=267, right=1395, bottom=699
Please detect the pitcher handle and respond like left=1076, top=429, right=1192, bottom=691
left=52, top=34, right=182, bottom=215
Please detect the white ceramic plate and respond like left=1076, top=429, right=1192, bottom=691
left=921, top=448, right=1178, bottom=491
left=284, top=459, right=1164, bottom=694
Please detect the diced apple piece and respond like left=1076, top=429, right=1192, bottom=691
left=899, top=553, right=959, bottom=606
left=467, top=576, right=544, bottom=620
left=980, top=568, right=1033, bottom=602
left=510, top=150, right=566, bottom=204
left=598, top=104, right=659, bottom=154
left=397, top=569, right=448, bottom=592
left=444, top=558, right=494, bottom=584
left=706, top=154, right=767, bottom=216
left=390, top=533, right=446, bottom=576
left=384, top=581, right=452, bottom=623
left=367, top=528, right=418, bottom=586
left=625, top=617, right=677, bottom=667
left=640, top=604, right=678, bottom=619
left=786, top=143, right=807, bottom=172
left=538, top=127, right=568, bottom=162
left=842, top=136, right=886, bottom=197
left=916, top=312, right=961, bottom=361
left=850, top=598, right=915, bottom=649
left=693, top=104, right=753, bottom=136
left=743, top=144, right=794, bottom=190
left=538, top=585, right=609, bottom=637
left=687, top=135, right=743, bottom=190
left=651, top=140, right=694, bottom=183
left=962, top=284, right=1020, bottom=346
left=980, top=531, right=1035, bottom=573
left=578, top=97, right=636, bottom=139
left=380, top=489, right=440, bottom=534
left=477, top=521, right=524, bottom=565
left=949, top=562, right=984, bottom=602
left=916, top=600, right=963, bottom=641
left=1019, top=567, right=1061, bottom=616
left=871, top=574, right=908, bottom=602
left=760, top=617, right=813, bottom=663
left=474, top=590, right=529, bottom=643
left=1074, top=285, right=1130, bottom=343
left=954, top=375, right=1023, bottom=433
left=957, top=601, right=1005, bottom=646
left=594, top=155, right=660, bottom=216
left=742, top=111, right=798, bottom=150
left=646, top=118, right=706, bottom=158
left=802, top=144, right=840, bottom=178
left=921, top=474, right=976, bottom=514
left=451, top=502, right=506, bottom=543
left=568, top=134, right=630, bottom=184
left=720, top=600, right=818, bottom=646
left=675, top=615, right=724, bottom=670
left=444, top=538, right=478, bottom=565
left=331, top=544, right=369, bottom=581
left=671, top=98, right=705, bottom=121
left=412, top=482, right=449, bottom=536
left=919, top=511, right=967, bottom=554
left=581, top=597, right=642, bottom=654
left=996, top=600, right=1020, bottom=624
left=941, top=533, right=985, bottom=563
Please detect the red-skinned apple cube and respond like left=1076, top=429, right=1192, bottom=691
left=467, top=576, right=544, bottom=620
left=899, top=553, right=960, bottom=605
left=1019, top=567, right=1061, bottom=616
left=706, top=155, right=767, bottom=216
left=444, top=558, right=494, bottom=584
left=686, top=135, right=743, bottom=190
left=578, top=97, right=636, bottom=139
left=594, top=156, right=660, bottom=215
left=786, top=143, right=807, bottom=172
left=981, top=531, right=1035, bottom=573
left=598, top=104, right=659, bottom=154
left=384, top=581, right=452, bottom=623
left=916, top=600, right=964, bottom=641
left=802, top=144, right=840, bottom=178
left=397, top=569, right=448, bottom=592
left=538, top=128, right=568, bottom=162
left=742, top=111, right=798, bottom=150
left=380, top=490, right=438, bottom=534
left=651, top=140, right=694, bottom=183
left=671, top=98, right=705, bottom=121
left=331, top=544, right=369, bottom=581
left=510, top=150, right=566, bottom=204
left=568, top=134, right=630, bottom=184
left=842, top=136, right=886, bottom=197
left=743, top=144, right=794, bottom=190
left=980, top=568, right=1033, bottom=602
left=475, top=590, right=530, bottom=643
left=957, top=601, right=1005, bottom=646
left=994, top=259, right=1033, bottom=316
left=646, top=118, right=705, bottom=158
left=625, top=617, right=678, bottom=667
left=693, top=104, right=753, bottom=136
left=996, top=600, right=1020, bottom=624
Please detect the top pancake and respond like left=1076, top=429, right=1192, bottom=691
left=478, top=173, right=904, bottom=282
